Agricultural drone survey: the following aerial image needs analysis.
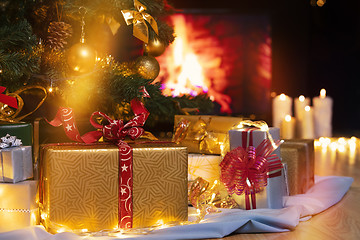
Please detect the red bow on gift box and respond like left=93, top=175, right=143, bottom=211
left=47, top=98, right=149, bottom=229
left=220, top=128, right=283, bottom=210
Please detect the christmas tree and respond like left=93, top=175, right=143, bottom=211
left=0, top=0, right=213, bottom=129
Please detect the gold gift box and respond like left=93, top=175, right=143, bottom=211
left=280, top=139, right=315, bottom=195
left=188, top=154, right=222, bottom=183
left=174, top=115, right=244, bottom=154
left=40, top=143, right=188, bottom=233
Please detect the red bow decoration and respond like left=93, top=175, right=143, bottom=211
left=47, top=98, right=149, bottom=229
left=0, top=86, right=18, bottom=109
left=84, top=99, right=149, bottom=143
left=48, top=99, right=149, bottom=144
left=220, top=137, right=282, bottom=210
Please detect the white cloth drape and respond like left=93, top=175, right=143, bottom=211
left=0, top=175, right=353, bottom=240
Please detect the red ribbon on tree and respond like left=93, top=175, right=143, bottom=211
left=47, top=99, right=149, bottom=228
left=220, top=128, right=283, bottom=210
left=0, top=86, right=18, bottom=109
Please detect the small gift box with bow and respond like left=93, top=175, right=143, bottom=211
left=221, top=120, right=288, bottom=210
left=39, top=99, right=188, bottom=233
left=0, top=134, right=33, bottom=183
left=0, top=180, right=39, bottom=232
left=173, top=115, right=244, bottom=155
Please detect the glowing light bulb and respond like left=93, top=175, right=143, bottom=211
left=57, top=228, right=66, bottom=233
left=285, top=115, right=292, bottom=122
left=337, top=137, right=346, bottom=145
left=80, top=49, right=88, bottom=57
left=320, top=88, right=326, bottom=98
left=48, top=87, right=53, bottom=93
left=279, top=93, right=286, bottom=101
left=299, top=95, right=305, bottom=102
left=41, top=212, right=47, bottom=220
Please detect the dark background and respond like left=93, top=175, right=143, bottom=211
left=171, top=0, right=360, bottom=137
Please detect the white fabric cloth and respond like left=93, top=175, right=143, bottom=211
left=0, top=175, right=353, bottom=240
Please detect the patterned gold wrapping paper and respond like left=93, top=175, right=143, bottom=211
left=174, top=115, right=244, bottom=154
left=280, top=139, right=314, bottom=195
left=188, top=154, right=222, bottom=183
left=40, top=143, right=188, bottom=233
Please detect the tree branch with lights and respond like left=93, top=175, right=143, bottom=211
left=0, top=0, right=213, bottom=128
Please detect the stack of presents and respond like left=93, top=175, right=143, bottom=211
left=0, top=110, right=315, bottom=234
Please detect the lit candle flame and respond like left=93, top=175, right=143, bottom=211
left=279, top=93, right=287, bottom=101
left=299, top=95, right=305, bottom=102
left=305, top=105, right=311, bottom=112
left=320, top=88, right=326, bottom=98
left=285, top=115, right=292, bottom=122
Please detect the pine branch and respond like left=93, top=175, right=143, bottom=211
left=0, top=20, right=40, bottom=90
left=0, top=20, right=37, bottom=52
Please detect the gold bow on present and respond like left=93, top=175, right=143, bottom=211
left=121, top=0, right=159, bottom=43
left=0, top=86, right=47, bottom=122
left=173, top=117, right=229, bottom=155
left=189, top=177, right=238, bottom=222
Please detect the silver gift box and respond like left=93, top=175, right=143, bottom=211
left=228, top=127, right=288, bottom=209
left=0, top=146, right=33, bottom=183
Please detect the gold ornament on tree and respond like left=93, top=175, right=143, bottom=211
left=134, top=55, right=160, bottom=80
left=66, top=7, right=96, bottom=74
left=144, top=36, right=166, bottom=57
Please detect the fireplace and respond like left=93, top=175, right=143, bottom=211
left=156, top=10, right=272, bottom=119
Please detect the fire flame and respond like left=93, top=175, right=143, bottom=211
left=157, top=14, right=232, bottom=113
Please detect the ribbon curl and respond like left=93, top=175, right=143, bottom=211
left=189, top=177, right=238, bottom=223
left=0, top=86, right=47, bottom=122
left=121, top=0, right=159, bottom=43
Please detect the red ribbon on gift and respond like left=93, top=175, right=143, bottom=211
left=0, top=86, right=18, bottom=109
left=47, top=99, right=149, bottom=229
left=220, top=128, right=283, bottom=210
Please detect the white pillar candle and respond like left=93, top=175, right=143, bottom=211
left=313, top=89, right=333, bottom=138
left=272, top=93, right=293, bottom=128
left=294, top=95, right=310, bottom=138
left=301, top=105, right=315, bottom=139
left=280, top=115, right=295, bottom=139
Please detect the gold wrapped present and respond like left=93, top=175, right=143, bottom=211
left=173, top=115, right=243, bottom=155
left=0, top=180, right=39, bottom=232
left=188, top=154, right=222, bottom=183
left=40, top=142, right=188, bottom=233
left=280, top=139, right=315, bottom=195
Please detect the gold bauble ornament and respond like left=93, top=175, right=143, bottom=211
left=144, top=37, right=166, bottom=57
left=134, top=55, right=160, bottom=80
left=67, top=42, right=96, bottom=74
